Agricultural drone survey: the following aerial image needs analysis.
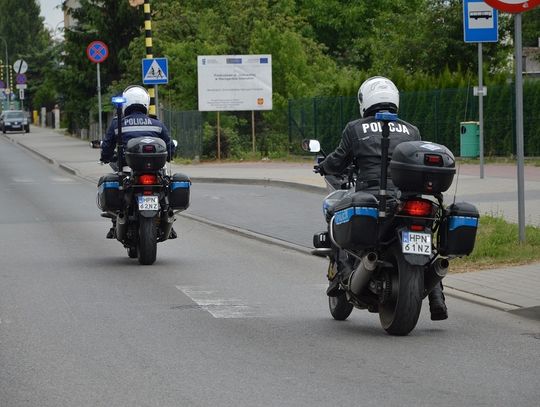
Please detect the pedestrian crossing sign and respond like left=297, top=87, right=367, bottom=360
left=142, top=58, right=169, bottom=85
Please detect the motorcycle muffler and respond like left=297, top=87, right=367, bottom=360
left=160, top=210, right=175, bottom=242
left=423, top=257, right=449, bottom=298
left=116, top=212, right=127, bottom=241
left=348, top=252, right=378, bottom=296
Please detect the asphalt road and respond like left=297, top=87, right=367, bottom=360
left=1, top=138, right=539, bottom=406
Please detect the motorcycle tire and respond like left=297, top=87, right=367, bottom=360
left=137, top=217, right=157, bottom=265
left=378, top=242, right=423, bottom=336
left=329, top=292, right=353, bottom=321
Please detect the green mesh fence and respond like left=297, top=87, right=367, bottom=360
left=288, top=82, right=540, bottom=157
left=162, top=109, right=203, bottom=159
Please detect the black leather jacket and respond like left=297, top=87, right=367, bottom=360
left=320, top=114, right=421, bottom=189
left=101, top=111, right=175, bottom=162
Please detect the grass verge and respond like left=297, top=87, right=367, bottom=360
left=450, top=215, right=540, bottom=273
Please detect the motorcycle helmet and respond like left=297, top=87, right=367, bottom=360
left=123, top=85, right=150, bottom=114
left=357, top=76, right=399, bottom=118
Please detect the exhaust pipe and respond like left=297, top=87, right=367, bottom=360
left=116, top=212, right=127, bottom=241
left=160, top=210, right=175, bottom=242
left=423, top=257, right=449, bottom=298
left=348, top=252, right=378, bottom=295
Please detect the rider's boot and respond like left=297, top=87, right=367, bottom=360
left=429, top=282, right=448, bottom=321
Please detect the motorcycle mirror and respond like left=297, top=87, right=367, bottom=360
left=172, top=140, right=178, bottom=148
left=302, top=139, right=321, bottom=153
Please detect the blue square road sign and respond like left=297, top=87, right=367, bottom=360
left=463, top=0, right=499, bottom=43
left=142, top=58, right=169, bottom=85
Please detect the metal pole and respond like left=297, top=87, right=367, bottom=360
left=252, top=110, right=256, bottom=153
left=217, top=111, right=221, bottom=161
left=514, top=14, right=526, bottom=243
left=97, top=63, right=103, bottom=140
left=144, top=0, right=158, bottom=118
left=478, top=43, right=484, bottom=179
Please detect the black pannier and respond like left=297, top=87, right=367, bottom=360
left=98, top=173, right=122, bottom=211
left=169, top=173, right=191, bottom=210
left=390, top=141, right=456, bottom=194
left=438, top=202, right=479, bottom=257
left=125, top=137, right=168, bottom=171
left=331, top=192, right=379, bottom=249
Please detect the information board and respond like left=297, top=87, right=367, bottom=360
left=197, top=55, right=272, bottom=111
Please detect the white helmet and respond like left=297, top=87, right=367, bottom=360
left=357, top=76, right=399, bottom=117
left=123, top=85, right=150, bottom=114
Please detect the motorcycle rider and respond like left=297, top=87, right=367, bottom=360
left=100, top=85, right=177, bottom=239
left=316, top=76, right=448, bottom=321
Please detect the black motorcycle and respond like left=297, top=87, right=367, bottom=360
left=303, top=112, right=479, bottom=335
left=97, top=97, right=190, bottom=265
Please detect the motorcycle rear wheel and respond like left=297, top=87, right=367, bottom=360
left=329, top=292, right=354, bottom=321
left=378, top=243, right=423, bottom=336
left=138, top=217, right=157, bottom=265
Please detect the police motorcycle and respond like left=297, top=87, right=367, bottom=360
left=97, top=96, right=190, bottom=265
left=304, top=112, right=479, bottom=335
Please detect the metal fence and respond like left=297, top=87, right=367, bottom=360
left=288, top=83, right=540, bottom=156
left=162, top=109, right=203, bottom=159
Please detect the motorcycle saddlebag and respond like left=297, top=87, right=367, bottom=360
left=438, top=202, right=479, bottom=256
left=125, top=137, right=168, bottom=171
left=331, top=191, right=379, bottom=250
left=97, top=173, right=122, bottom=211
left=390, top=141, right=456, bottom=194
left=169, top=173, right=191, bottom=210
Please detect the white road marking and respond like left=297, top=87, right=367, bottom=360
left=51, top=177, right=76, bottom=184
left=176, top=286, right=261, bottom=318
left=11, top=177, right=35, bottom=184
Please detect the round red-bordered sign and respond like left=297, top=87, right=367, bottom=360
left=86, top=41, right=109, bottom=63
left=484, top=0, right=540, bottom=13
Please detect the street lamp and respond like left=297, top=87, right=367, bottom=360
left=0, top=36, right=10, bottom=104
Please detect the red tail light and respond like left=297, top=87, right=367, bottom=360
left=138, top=174, right=158, bottom=185
left=401, top=199, right=433, bottom=217
left=424, top=154, right=443, bottom=166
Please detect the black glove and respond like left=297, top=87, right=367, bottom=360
left=313, top=164, right=326, bottom=175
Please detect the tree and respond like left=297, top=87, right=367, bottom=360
left=0, top=0, right=51, bottom=111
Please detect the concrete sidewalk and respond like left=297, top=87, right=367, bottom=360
left=3, top=126, right=540, bottom=318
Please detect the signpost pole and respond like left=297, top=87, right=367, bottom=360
left=97, top=62, right=103, bottom=141
left=478, top=43, right=484, bottom=179
left=217, top=111, right=221, bottom=161
left=514, top=13, right=526, bottom=243
left=252, top=110, right=256, bottom=153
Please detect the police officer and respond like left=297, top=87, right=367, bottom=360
left=100, top=85, right=177, bottom=239
left=317, top=76, right=448, bottom=321
left=100, top=85, right=175, bottom=166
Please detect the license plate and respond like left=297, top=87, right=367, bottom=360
left=402, top=231, right=432, bottom=255
left=138, top=195, right=159, bottom=210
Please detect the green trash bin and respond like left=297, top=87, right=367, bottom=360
left=460, top=121, right=479, bottom=158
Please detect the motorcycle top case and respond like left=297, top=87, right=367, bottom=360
left=169, top=173, right=191, bottom=210
left=124, top=137, right=168, bottom=171
left=390, top=141, right=456, bottom=194
left=97, top=173, right=122, bottom=211
left=331, top=191, right=379, bottom=250
left=438, top=202, right=479, bottom=257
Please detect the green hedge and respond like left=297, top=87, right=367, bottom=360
left=289, top=81, right=540, bottom=157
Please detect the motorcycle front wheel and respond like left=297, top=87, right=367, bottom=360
left=138, top=216, right=157, bottom=265
left=378, top=243, right=423, bottom=336
left=329, top=293, right=354, bottom=321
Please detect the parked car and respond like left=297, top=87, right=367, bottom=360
left=0, top=110, right=30, bottom=133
